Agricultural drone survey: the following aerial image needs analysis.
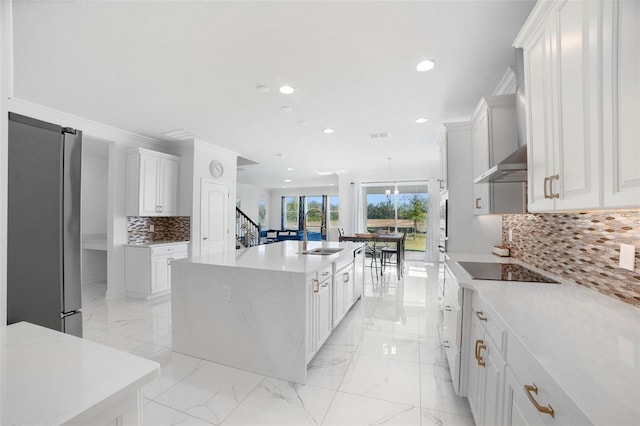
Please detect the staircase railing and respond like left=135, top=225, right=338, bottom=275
left=236, top=207, right=261, bottom=248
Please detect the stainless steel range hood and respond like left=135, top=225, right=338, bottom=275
left=474, top=144, right=527, bottom=183
left=475, top=48, right=528, bottom=184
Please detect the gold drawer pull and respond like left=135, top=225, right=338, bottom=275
left=475, top=340, right=486, bottom=367
left=549, top=175, right=560, bottom=199
left=313, top=279, right=320, bottom=293
left=543, top=177, right=550, bottom=199
left=524, top=384, right=555, bottom=418
left=476, top=311, right=488, bottom=321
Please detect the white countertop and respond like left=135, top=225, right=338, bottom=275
left=126, top=240, right=190, bottom=248
left=181, top=240, right=362, bottom=273
left=446, top=252, right=640, bottom=426
left=1, top=322, right=160, bottom=425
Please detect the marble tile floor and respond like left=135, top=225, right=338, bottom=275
left=82, top=257, right=474, bottom=426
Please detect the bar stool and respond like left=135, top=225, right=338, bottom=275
left=381, top=246, right=397, bottom=275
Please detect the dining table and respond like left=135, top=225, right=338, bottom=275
left=339, top=232, right=405, bottom=279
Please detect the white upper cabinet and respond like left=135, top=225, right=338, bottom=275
left=602, top=0, right=640, bottom=208
left=439, top=127, right=448, bottom=192
left=126, top=148, right=180, bottom=216
left=516, top=0, right=639, bottom=212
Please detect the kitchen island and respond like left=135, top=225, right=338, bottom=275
left=1, top=322, right=159, bottom=425
left=171, top=240, right=364, bottom=384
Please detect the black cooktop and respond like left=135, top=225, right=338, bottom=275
left=458, top=262, right=558, bottom=284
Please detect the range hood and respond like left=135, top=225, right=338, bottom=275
left=474, top=144, right=527, bottom=183
left=475, top=48, right=528, bottom=184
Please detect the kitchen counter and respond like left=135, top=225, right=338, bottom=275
left=125, top=240, right=189, bottom=248
left=1, top=322, right=160, bottom=425
left=184, top=240, right=361, bottom=273
left=446, top=252, right=640, bottom=426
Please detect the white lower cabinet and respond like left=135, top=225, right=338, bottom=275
left=441, top=264, right=464, bottom=394
left=314, top=274, right=332, bottom=350
left=467, top=296, right=506, bottom=426
left=333, top=259, right=355, bottom=328
left=125, top=243, right=189, bottom=299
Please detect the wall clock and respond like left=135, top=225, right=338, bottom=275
left=209, top=160, right=224, bottom=178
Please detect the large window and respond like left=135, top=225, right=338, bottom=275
left=258, top=200, right=266, bottom=227
left=329, top=196, right=339, bottom=227
left=283, top=197, right=299, bottom=229
left=305, top=196, right=323, bottom=228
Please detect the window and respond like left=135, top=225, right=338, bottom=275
left=283, top=197, right=299, bottom=229
left=258, top=200, right=266, bottom=227
left=305, top=196, right=323, bottom=228
left=329, top=196, right=339, bottom=227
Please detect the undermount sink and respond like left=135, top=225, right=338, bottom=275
left=300, top=248, right=344, bottom=255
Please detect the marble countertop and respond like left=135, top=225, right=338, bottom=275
left=182, top=240, right=363, bottom=273
left=126, top=240, right=190, bottom=248
left=446, top=252, right=640, bottom=426
left=1, top=322, right=160, bottom=425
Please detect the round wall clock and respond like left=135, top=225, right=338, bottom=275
left=209, top=160, right=224, bottom=178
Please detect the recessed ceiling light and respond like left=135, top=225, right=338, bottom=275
left=416, top=59, right=436, bottom=72
left=287, top=167, right=294, bottom=171
left=323, top=128, right=334, bottom=134
left=416, top=118, right=429, bottom=123
left=298, top=120, right=309, bottom=125
left=279, top=85, right=295, bottom=94
left=256, top=85, right=269, bottom=93
left=281, top=106, right=292, bottom=112
left=284, top=179, right=292, bottom=183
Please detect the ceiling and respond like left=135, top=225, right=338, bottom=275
left=11, top=0, right=535, bottom=189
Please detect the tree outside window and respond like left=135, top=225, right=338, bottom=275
left=284, top=197, right=299, bottom=229
left=306, top=196, right=323, bottom=227
left=258, top=200, right=266, bottom=227
left=329, top=196, right=339, bottom=227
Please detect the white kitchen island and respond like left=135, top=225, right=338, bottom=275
left=1, top=322, right=159, bottom=425
left=171, top=241, right=364, bottom=384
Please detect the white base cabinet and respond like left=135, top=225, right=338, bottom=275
left=441, top=264, right=464, bottom=395
left=125, top=243, right=189, bottom=299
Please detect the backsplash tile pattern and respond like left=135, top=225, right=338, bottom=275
left=127, top=216, right=190, bottom=244
left=502, top=211, right=640, bottom=308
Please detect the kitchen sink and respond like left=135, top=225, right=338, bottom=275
left=300, top=248, right=344, bottom=255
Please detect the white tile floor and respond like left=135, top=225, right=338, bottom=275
left=82, top=255, right=474, bottom=426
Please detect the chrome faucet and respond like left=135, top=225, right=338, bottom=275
left=303, top=208, right=325, bottom=251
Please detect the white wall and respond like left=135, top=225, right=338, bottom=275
left=176, top=139, right=238, bottom=256
left=444, top=122, right=502, bottom=253
left=0, top=0, right=13, bottom=325
left=81, top=137, right=109, bottom=284
left=237, top=183, right=270, bottom=226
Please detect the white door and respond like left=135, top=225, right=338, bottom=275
left=200, top=180, right=229, bottom=257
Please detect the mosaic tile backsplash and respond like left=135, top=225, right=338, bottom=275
left=502, top=211, right=640, bottom=307
left=127, top=216, right=190, bottom=244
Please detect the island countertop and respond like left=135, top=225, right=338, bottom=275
left=1, top=322, right=160, bottom=425
left=180, top=240, right=363, bottom=273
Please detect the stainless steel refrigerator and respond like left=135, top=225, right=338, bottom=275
left=7, top=113, right=83, bottom=337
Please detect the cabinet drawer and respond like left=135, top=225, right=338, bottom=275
left=444, top=264, right=462, bottom=306
left=150, top=243, right=189, bottom=257
left=471, top=294, right=506, bottom=356
left=507, top=336, right=590, bottom=425
left=315, top=264, right=332, bottom=284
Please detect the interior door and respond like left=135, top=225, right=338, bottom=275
left=200, top=180, right=229, bottom=257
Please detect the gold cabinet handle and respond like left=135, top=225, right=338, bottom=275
left=476, top=311, right=488, bottom=321
left=313, top=279, right=320, bottom=293
left=549, top=174, right=560, bottom=199
left=524, top=384, right=555, bottom=418
left=443, top=340, right=451, bottom=349
left=475, top=340, right=486, bottom=367
left=543, top=177, right=551, bottom=199
left=343, top=272, right=350, bottom=282
left=475, top=197, right=482, bottom=209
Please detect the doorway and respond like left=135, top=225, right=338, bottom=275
left=80, top=136, right=111, bottom=303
